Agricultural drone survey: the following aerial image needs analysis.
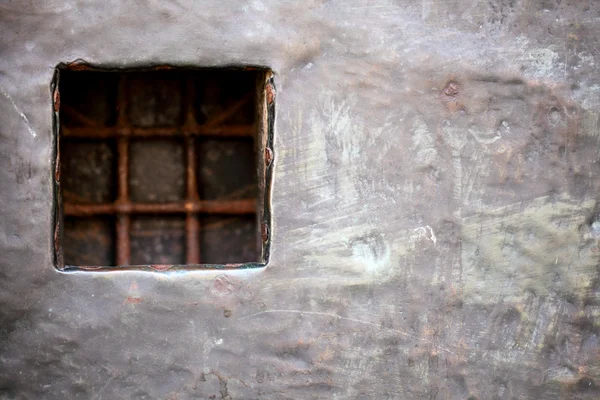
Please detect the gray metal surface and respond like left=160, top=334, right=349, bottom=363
left=1, top=0, right=600, bottom=398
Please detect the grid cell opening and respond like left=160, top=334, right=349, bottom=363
left=53, top=66, right=274, bottom=271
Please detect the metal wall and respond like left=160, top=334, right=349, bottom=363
left=1, top=0, right=600, bottom=398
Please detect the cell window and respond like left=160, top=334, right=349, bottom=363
left=54, top=66, right=275, bottom=271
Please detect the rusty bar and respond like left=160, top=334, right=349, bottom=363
left=186, top=214, right=200, bottom=264
left=116, top=214, right=131, bottom=266
left=61, top=104, right=99, bottom=126
left=185, top=139, right=201, bottom=263
left=184, top=77, right=201, bottom=264
left=62, top=125, right=254, bottom=138
left=115, top=76, right=131, bottom=266
left=202, top=92, right=252, bottom=128
left=117, top=138, right=129, bottom=201
left=63, top=199, right=257, bottom=216
left=64, top=203, right=115, bottom=215
left=116, top=138, right=131, bottom=265
left=185, top=139, right=198, bottom=198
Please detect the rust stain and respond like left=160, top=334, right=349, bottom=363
left=261, top=222, right=269, bottom=242
left=442, top=80, right=459, bottom=98
left=124, top=297, right=141, bottom=304
left=53, top=87, right=60, bottom=112
left=440, top=79, right=464, bottom=112
left=66, top=61, right=92, bottom=71
left=54, top=152, right=60, bottom=182
left=63, top=199, right=257, bottom=217
left=148, top=264, right=174, bottom=271
left=53, top=221, right=60, bottom=260
left=266, top=82, right=275, bottom=105
left=265, top=147, right=273, bottom=167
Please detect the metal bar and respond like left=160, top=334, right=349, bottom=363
left=116, top=214, right=131, bottom=266
left=184, top=78, right=201, bottom=264
left=115, top=77, right=131, bottom=266
left=64, top=199, right=257, bottom=217
left=61, top=104, right=101, bottom=126
left=186, top=214, right=200, bottom=264
left=116, top=138, right=131, bottom=265
left=61, top=125, right=254, bottom=138
left=117, top=138, right=129, bottom=200
left=202, top=92, right=252, bottom=128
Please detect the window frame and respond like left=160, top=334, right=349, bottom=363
left=51, top=63, right=275, bottom=272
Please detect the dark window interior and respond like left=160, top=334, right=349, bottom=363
left=57, top=68, right=267, bottom=268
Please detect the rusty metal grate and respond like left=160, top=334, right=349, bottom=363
left=52, top=65, right=274, bottom=271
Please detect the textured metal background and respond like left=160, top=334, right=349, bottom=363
left=1, top=0, right=600, bottom=398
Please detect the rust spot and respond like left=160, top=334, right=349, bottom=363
left=124, top=297, right=141, bottom=304
left=148, top=264, right=173, bottom=271
left=54, top=153, right=60, bottom=182
left=212, top=275, right=234, bottom=296
left=261, top=222, right=269, bottom=242
left=54, top=220, right=60, bottom=255
left=266, top=82, right=275, bottom=105
left=443, top=81, right=459, bottom=98
left=53, top=87, right=60, bottom=112
left=66, top=61, right=91, bottom=71
left=265, top=147, right=273, bottom=167
left=440, top=80, right=464, bottom=112
left=223, top=309, right=232, bottom=318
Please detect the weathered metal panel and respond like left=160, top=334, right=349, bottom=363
left=1, top=0, right=600, bottom=398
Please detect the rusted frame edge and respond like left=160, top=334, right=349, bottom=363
left=51, top=69, right=63, bottom=270
left=57, top=60, right=270, bottom=73
left=52, top=64, right=275, bottom=273
left=63, top=262, right=266, bottom=273
left=261, top=72, right=276, bottom=265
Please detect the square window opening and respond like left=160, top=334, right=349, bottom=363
left=52, top=65, right=274, bottom=271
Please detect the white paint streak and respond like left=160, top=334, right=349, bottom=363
left=468, top=124, right=502, bottom=145
left=514, top=36, right=563, bottom=80
left=410, top=115, right=437, bottom=166
left=411, top=225, right=437, bottom=245
left=0, top=86, right=36, bottom=138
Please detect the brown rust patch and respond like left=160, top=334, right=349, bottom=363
left=261, top=222, right=269, bottom=242
left=265, top=147, right=273, bottom=167
left=53, top=87, right=60, bottom=112
left=124, top=296, right=141, bottom=304
left=440, top=80, right=463, bottom=112
left=266, top=81, right=275, bottom=105
left=66, top=61, right=92, bottom=71
left=443, top=80, right=460, bottom=98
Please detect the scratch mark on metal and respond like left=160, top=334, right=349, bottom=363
left=0, top=86, right=36, bottom=138
left=241, top=309, right=456, bottom=355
